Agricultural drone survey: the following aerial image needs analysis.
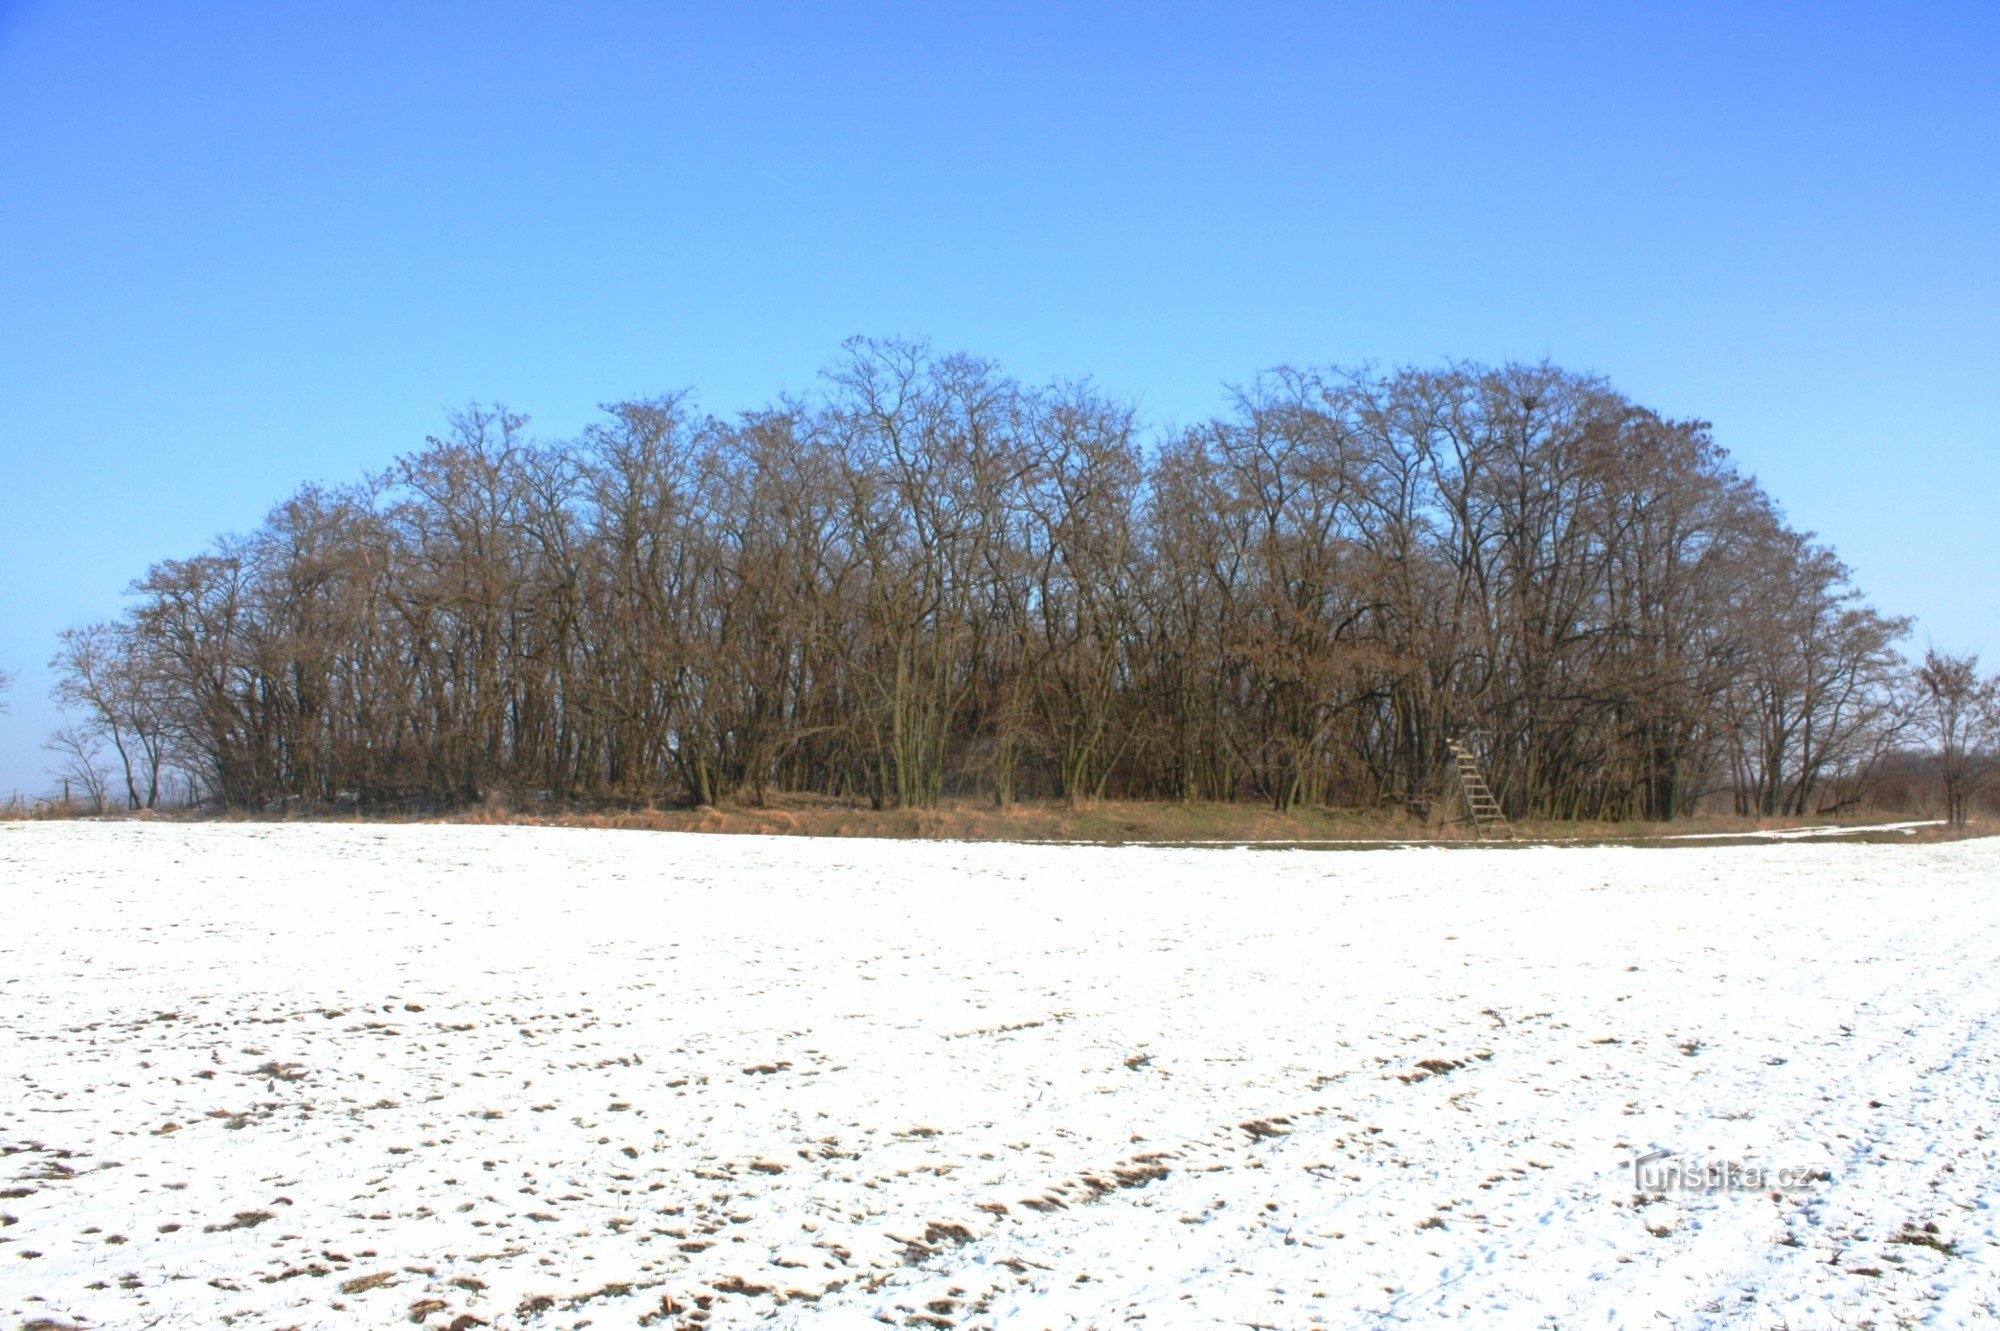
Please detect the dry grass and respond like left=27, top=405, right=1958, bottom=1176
left=430, top=793, right=1989, bottom=847
left=108, top=788, right=1999, bottom=846
left=518, top=797, right=1399, bottom=845
left=0, top=796, right=113, bottom=822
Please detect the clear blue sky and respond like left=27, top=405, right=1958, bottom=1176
left=2, top=2, right=1995, bottom=798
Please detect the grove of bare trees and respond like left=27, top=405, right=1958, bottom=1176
left=48, top=341, right=1962, bottom=822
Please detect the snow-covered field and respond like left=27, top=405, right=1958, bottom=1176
left=3, top=824, right=1998, bottom=1330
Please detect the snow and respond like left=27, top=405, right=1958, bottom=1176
left=1658, top=820, right=1945, bottom=841
left=2, top=821, right=1997, bottom=1329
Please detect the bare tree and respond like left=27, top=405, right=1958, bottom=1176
left=45, top=726, right=111, bottom=814
left=51, top=623, right=175, bottom=809
left=1913, top=648, right=1999, bottom=829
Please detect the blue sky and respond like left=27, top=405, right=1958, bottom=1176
left=1, top=2, right=1995, bottom=798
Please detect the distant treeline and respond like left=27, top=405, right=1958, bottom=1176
left=55, top=340, right=1916, bottom=820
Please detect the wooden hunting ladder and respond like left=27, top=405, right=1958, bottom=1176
left=1446, top=733, right=1513, bottom=839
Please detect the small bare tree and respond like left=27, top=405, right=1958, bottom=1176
left=52, top=624, right=174, bottom=810
left=1913, top=648, right=1999, bottom=829
left=46, top=726, right=112, bottom=815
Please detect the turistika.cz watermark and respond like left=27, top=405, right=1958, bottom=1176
left=1625, top=1148, right=1826, bottom=1194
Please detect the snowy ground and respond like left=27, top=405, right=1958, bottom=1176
left=2, top=824, right=1998, bottom=1330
